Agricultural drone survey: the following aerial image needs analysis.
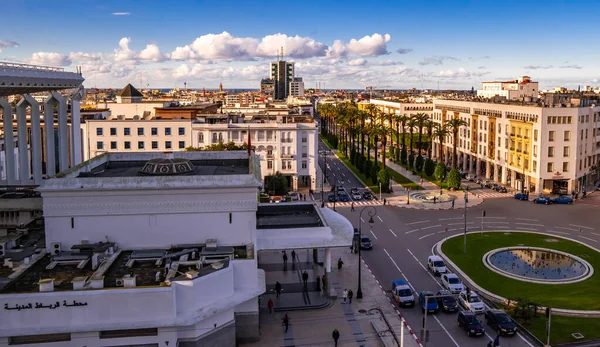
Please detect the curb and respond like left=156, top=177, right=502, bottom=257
left=435, top=230, right=600, bottom=317
left=362, top=258, right=423, bottom=347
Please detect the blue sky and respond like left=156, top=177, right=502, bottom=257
left=1, top=0, right=598, bottom=89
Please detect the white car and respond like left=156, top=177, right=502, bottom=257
left=459, top=292, right=486, bottom=314
left=441, top=273, right=465, bottom=294
left=352, top=192, right=362, bottom=200
left=427, top=255, right=447, bottom=275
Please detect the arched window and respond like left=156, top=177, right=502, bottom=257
left=199, top=133, right=204, bottom=143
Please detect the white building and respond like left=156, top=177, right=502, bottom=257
left=290, top=77, right=305, bottom=97
left=0, top=136, right=20, bottom=182
left=0, top=151, right=353, bottom=347
left=477, top=76, right=539, bottom=100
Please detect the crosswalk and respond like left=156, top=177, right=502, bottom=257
left=471, top=190, right=512, bottom=199
left=327, top=201, right=383, bottom=208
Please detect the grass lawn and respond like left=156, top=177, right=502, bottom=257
left=441, top=232, right=600, bottom=310
left=523, top=314, right=600, bottom=345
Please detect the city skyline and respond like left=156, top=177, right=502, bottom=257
left=1, top=0, right=599, bottom=90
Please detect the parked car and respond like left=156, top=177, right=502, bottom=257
left=552, top=195, right=574, bottom=204
left=363, top=191, right=373, bottom=200
left=458, top=292, right=486, bottom=314
left=485, top=310, right=518, bottom=336
left=427, top=255, right=447, bottom=275
left=533, top=196, right=552, bottom=205
left=350, top=187, right=360, bottom=194
left=336, top=185, right=345, bottom=192
left=457, top=311, right=485, bottom=337
left=441, top=273, right=465, bottom=294
left=493, top=185, right=507, bottom=193
left=392, top=280, right=415, bottom=307
left=289, top=192, right=299, bottom=201
left=466, top=174, right=476, bottom=182
left=436, top=290, right=458, bottom=313
left=328, top=193, right=338, bottom=202
left=514, top=192, right=529, bottom=201
left=352, top=192, right=362, bottom=200
left=338, top=192, right=350, bottom=202
left=360, top=236, right=373, bottom=250
left=419, top=291, right=439, bottom=313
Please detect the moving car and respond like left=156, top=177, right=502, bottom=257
left=392, top=280, right=415, bottom=307
left=336, top=185, right=345, bottom=192
left=427, top=255, right=447, bottom=275
left=441, top=273, right=465, bottom=294
left=552, top=195, right=574, bottom=204
left=350, top=187, right=360, bottom=194
left=458, top=292, right=486, bottom=314
left=514, top=192, right=529, bottom=201
left=359, top=236, right=373, bottom=250
left=533, top=196, right=552, bottom=205
left=485, top=310, right=518, bottom=336
left=436, top=290, right=458, bottom=313
left=457, top=311, right=485, bottom=337
left=352, top=192, right=362, bottom=200
left=362, top=191, right=373, bottom=200
left=418, top=291, right=439, bottom=313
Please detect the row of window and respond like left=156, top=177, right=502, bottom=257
left=547, top=146, right=570, bottom=158
left=547, top=116, right=574, bottom=125
left=97, top=141, right=186, bottom=150
left=547, top=162, right=570, bottom=173
left=97, top=127, right=186, bottom=136
left=8, top=328, right=158, bottom=345
left=266, top=160, right=308, bottom=170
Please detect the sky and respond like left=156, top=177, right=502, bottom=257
left=1, top=0, right=599, bottom=90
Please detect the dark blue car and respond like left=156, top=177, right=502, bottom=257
left=328, top=193, right=338, bottom=202
left=514, top=193, right=529, bottom=201
left=418, top=291, right=439, bottom=313
left=533, top=196, right=552, bottom=205
left=552, top=195, right=574, bottom=204
left=338, top=192, right=350, bottom=202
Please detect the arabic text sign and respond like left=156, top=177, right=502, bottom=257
left=4, top=300, right=88, bottom=311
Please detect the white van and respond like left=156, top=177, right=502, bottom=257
left=427, top=255, right=447, bottom=275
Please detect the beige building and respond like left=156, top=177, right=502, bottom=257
left=477, top=76, right=539, bottom=100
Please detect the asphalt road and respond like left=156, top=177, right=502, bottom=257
left=318, top=137, right=599, bottom=347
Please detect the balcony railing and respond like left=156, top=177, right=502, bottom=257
left=510, top=133, right=516, bottom=137
left=516, top=134, right=522, bottom=138
left=523, top=151, right=529, bottom=155
left=510, top=147, right=515, bottom=151
left=266, top=154, right=274, bottom=158
left=516, top=149, right=522, bottom=153
left=281, top=154, right=295, bottom=158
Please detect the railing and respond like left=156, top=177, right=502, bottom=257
left=516, top=134, right=522, bottom=138
left=516, top=149, right=522, bottom=153
left=523, top=151, right=529, bottom=155
left=266, top=154, right=274, bottom=158
left=510, top=133, right=516, bottom=137
left=510, top=147, right=515, bottom=151
left=0, top=61, right=65, bottom=72
left=281, top=154, right=295, bottom=158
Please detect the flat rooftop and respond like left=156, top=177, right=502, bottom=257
left=256, top=203, right=324, bottom=229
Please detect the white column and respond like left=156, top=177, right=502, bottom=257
left=462, top=153, right=468, bottom=172
left=70, top=90, right=82, bottom=165
left=324, top=248, right=332, bottom=273
left=494, top=164, right=500, bottom=183
left=44, top=94, right=56, bottom=177
left=511, top=170, right=517, bottom=189
left=22, top=95, right=42, bottom=184
left=501, top=167, right=508, bottom=185
left=476, top=158, right=481, bottom=176
left=485, top=161, right=491, bottom=180
left=52, top=91, right=69, bottom=172
left=16, top=98, right=30, bottom=183
left=0, top=98, right=16, bottom=184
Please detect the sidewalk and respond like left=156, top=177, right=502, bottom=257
left=243, top=248, right=421, bottom=347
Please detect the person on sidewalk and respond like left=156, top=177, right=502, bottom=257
left=282, top=314, right=290, bottom=333
left=337, top=258, right=344, bottom=270
left=420, top=178, right=424, bottom=185
left=347, top=289, right=353, bottom=304
left=351, top=202, right=355, bottom=211
left=275, top=281, right=282, bottom=298
left=316, top=275, right=321, bottom=291
left=322, top=273, right=328, bottom=292
left=383, top=198, right=387, bottom=205
left=291, top=250, right=296, bottom=263
left=342, top=289, right=348, bottom=303
left=267, top=298, right=274, bottom=314
left=332, top=329, right=340, bottom=347
left=451, top=199, right=455, bottom=209
left=302, top=271, right=309, bottom=291
left=282, top=251, right=288, bottom=266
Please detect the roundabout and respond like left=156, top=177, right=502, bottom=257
left=409, top=191, right=453, bottom=203
left=437, top=231, right=600, bottom=312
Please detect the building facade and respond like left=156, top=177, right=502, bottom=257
left=477, top=76, right=539, bottom=100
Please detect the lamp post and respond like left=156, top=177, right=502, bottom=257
left=320, top=150, right=328, bottom=208
left=407, top=187, right=410, bottom=205
left=357, top=206, right=377, bottom=299
left=463, top=187, right=468, bottom=254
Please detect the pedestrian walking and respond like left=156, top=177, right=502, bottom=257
left=337, top=258, right=344, bottom=270
left=322, top=273, right=327, bottom=292
left=451, top=199, right=455, bottom=209
left=343, top=289, right=348, bottom=303
left=351, top=202, right=355, bottom=211
left=291, top=250, right=296, bottom=263
left=302, top=271, right=309, bottom=290
left=383, top=198, right=387, bottom=205
left=494, top=334, right=500, bottom=346
left=420, top=178, right=424, bottom=185
left=487, top=341, right=493, bottom=347
left=332, top=329, right=340, bottom=347
left=433, top=196, right=437, bottom=204
left=267, top=298, right=274, bottom=314
left=348, top=289, right=353, bottom=304
left=316, top=275, right=321, bottom=291
left=275, top=281, right=282, bottom=298
left=282, top=314, right=290, bottom=333
left=572, top=190, right=576, bottom=199
left=282, top=251, right=288, bottom=266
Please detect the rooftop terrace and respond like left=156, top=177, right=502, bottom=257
left=256, top=204, right=323, bottom=229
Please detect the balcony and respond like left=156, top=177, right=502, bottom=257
left=280, top=166, right=295, bottom=171
left=510, top=147, right=515, bottom=151
left=524, top=136, right=529, bottom=140
left=510, top=133, right=516, bottom=137
left=516, top=134, right=522, bottom=138
left=516, top=149, right=522, bottom=153
left=281, top=138, right=293, bottom=143
left=266, top=154, right=274, bottom=158
left=281, top=154, right=295, bottom=159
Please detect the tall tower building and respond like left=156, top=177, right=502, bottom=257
left=270, top=48, right=295, bottom=100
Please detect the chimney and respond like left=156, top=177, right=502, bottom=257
left=123, top=274, right=137, bottom=287
left=89, top=275, right=104, bottom=289
left=72, top=276, right=88, bottom=290
left=39, top=278, right=55, bottom=292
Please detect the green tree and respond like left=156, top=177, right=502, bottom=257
left=400, top=147, right=408, bottom=165
left=264, top=172, right=289, bottom=196
left=370, top=164, right=379, bottom=184
left=415, top=155, right=425, bottom=172
left=434, top=162, right=447, bottom=182
left=424, top=158, right=435, bottom=177
left=447, top=168, right=462, bottom=190
left=408, top=152, right=415, bottom=169
left=378, top=169, right=390, bottom=192
left=357, top=155, right=365, bottom=173
left=363, top=160, right=372, bottom=177
left=445, top=118, right=468, bottom=169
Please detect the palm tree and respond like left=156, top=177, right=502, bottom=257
left=392, top=114, right=404, bottom=162
left=424, top=120, right=436, bottom=158
left=446, top=118, right=468, bottom=169
left=357, top=110, right=368, bottom=158
left=433, top=123, right=450, bottom=163
left=406, top=117, right=417, bottom=155
left=413, top=113, right=429, bottom=156
left=365, top=104, right=380, bottom=163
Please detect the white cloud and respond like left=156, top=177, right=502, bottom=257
left=348, top=59, right=367, bottom=66
left=559, top=64, right=582, bottom=69
left=188, top=32, right=257, bottom=60
left=346, top=33, right=391, bottom=57
left=437, top=67, right=490, bottom=78
left=0, top=40, right=19, bottom=52
left=112, top=12, right=130, bottom=16
left=256, top=33, right=327, bottom=58
left=138, top=44, right=168, bottom=62
left=30, top=52, right=72, bottom=67
left=171, top=45, right=197, bottom=60
left=419, top=55, right=459, bottom=66
left=396, top=48, right=413, bottom=54
left=69, top=52, right=105, bottom=62
left=114, top=37, right=137, bottom=62
left=524, top=65, right=553, bottom=70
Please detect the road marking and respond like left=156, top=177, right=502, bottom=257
left=579, top=236, right=598, bottom=243
left=515, top=218, right=539, bottom=222
left=484, top=221, right=509, bottom=224
left=556, top=226, right=578, bottom=231
left=438, top=217, right=462, bottom=221
left=420, top=224, right=442, bottom=230
left=377, top=216, right=383, bottom=223
left=570, top=224, right=594, bottom=230
left=432, top=315, right=460, bottom=347
left=405, top=229, right=420, bottom=234
left=516, top=227, right=538, bottom=231
left=341, top=173, right=345, bottom=177
left=406, top=248, right=443, bottom=288
left=448, top=222, right=472, bottom=226
left=389, top=228, right=397, bottom=237
left=361, top=218, right=365, bottom=223
left=370, top=230, right=378, bottom=240
left=487, top=225, right=510, bottom=229
left=546, top=230, right=570, bottom=235
left=437, top=230, right=447, bottom=234
left=517, top=332, right=536, bottom=347
left=383, top=249, right=412, bottom=290
left=592, top=233, right=600, bottom=237
left=406, top=220, right=430, bottom=225
left=515, top=222, right=544, bottom=227
left=476, top=216, right=506, bottom=219
left=419, top=233, right=435, bottom=240
left=447, top=228, right=460, bottom=231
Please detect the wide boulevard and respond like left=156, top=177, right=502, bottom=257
left=318, top=137, right=599, bottom=347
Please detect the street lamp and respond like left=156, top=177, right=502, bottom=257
left=463, top=187, right=469, bottom=254
left=320, top=150, right=328, bottom=208
left=407, top=187, right=410, bottom=205
left=357, top=206, right=376, bottom=299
